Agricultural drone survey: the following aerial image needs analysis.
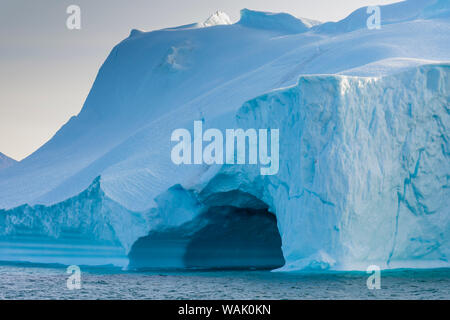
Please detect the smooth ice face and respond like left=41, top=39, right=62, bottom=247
left=199, top=11, right=232, bottom=28
left=0, top=1, right=449, bottom=270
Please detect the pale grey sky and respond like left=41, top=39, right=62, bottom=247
left=0, top=0, right=400, bottom=160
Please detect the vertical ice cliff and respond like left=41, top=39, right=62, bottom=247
left=227, top=64, right=449, bottom=270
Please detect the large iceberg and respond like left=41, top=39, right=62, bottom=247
left=0, top=0, right=449, bottom=270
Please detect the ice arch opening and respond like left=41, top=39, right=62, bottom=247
left=183, top=205, right=284, bottom=269
left=128, top=191, right=284, bottom=270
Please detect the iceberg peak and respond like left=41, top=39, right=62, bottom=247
left=199, top=11, right=232, bottom=27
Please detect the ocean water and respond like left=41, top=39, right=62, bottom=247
left=0, top=262, right=449, bottom=300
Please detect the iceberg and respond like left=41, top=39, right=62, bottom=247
left=0, top=0, right=449, bottom=271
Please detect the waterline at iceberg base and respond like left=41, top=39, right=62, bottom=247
left=1, top=64, right=448, bottom=272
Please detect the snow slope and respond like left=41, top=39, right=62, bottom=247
left=315, top=0, right=449, bottom=34
left=0, top=0, right=449, bottom=270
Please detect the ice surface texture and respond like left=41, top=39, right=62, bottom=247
left=0, top=1, right=449, bottom=270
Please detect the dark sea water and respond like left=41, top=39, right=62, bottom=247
left=0, top=262, right=449, bottom=300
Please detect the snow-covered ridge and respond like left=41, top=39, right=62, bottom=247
left=234, top=64, right=449, bottom=270
left=237, top=8, right=310, bottom=34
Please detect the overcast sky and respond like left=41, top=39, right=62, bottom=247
left=0, top=0, right=400, bottom=160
